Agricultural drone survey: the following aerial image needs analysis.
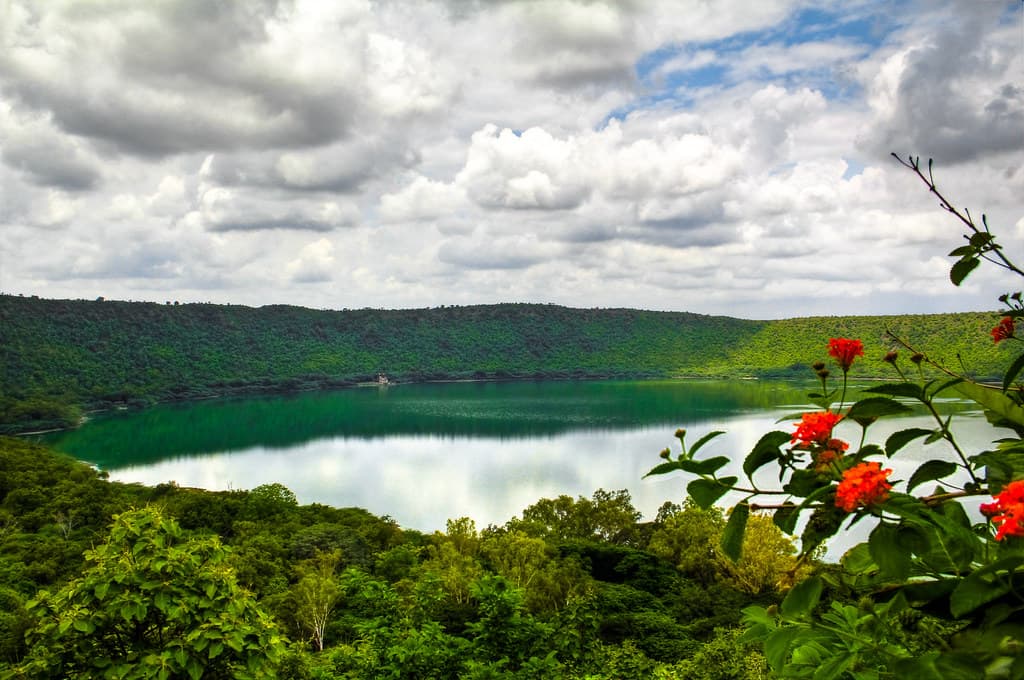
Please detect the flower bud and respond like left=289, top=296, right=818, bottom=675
left=811, top=362, right=826, bottom=371
left=883, top=350, right=898, bottom=364
left=910, top=353, right=924, bottom=364
left=816, top=369, right=830, bottom=379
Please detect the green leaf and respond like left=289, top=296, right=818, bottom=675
left=812, top=652, right=855, bottom=680
left=772, top=502, right=799, bottom=534
left=1003, top=352, right=1024, bottom=391
left=955, top=381, right=1024, bottom=428
left=948, top=245, right=974, bottom=257
left=688, top=478, right=730, bottom=509
left=969, top=232, right=994, bottom=248
left=840, top=543, right=876, bottom=575
left=907, top=460, right=959, bottom=492
left=689, top=430, right=725, bottom=457
left=763, top=626, right=801, bottom=670
left=950, top=558, right=1024, bottom=618
left=678, top=456, right=730, bottom=475
left=643, top=461, right=681, bottom=478
left=743, top=431, right=791, bottom=477
left=846, top=397, right=912, bottom=422
left=721, top=501, right=750, bottom=562
left=776, top=411, right=813, bottom=424
left=950, top=256, right=979, bottom=286
left=869, top=523, right=911, bottom=581
left=885, top=428, right=933, bottom=456
left=865, top=382, right=925, bottom=400
left=781, top=576, right=823, bottom=620
left=72, top=618, right=95, bottom=633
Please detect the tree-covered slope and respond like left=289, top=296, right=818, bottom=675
left=0, top=294, right=1008, bottom=430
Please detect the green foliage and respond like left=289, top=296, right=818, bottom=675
left=508, top=488, right=642, bottom=545
left=0, top=294, right=1006, bottom=432
left=8, top=507, right=286, bottom=679
left=654, top=161, right=1024, bottom=678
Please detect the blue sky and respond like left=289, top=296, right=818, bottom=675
left=0, top=0, right=1021, bottom=319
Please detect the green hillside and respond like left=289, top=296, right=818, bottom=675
left=0, top=294, right=1008, bottom=432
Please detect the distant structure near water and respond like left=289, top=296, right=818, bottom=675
left=376, top=373, right=390, bottom=385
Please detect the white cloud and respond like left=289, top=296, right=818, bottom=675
left=286, top=238, right=337, bottom=283
left=0, top=0, right=1020, bottom=319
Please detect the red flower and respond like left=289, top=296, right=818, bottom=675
left=991, top=317, right=1015, bottom=344
left=835, top=462, right=892, bottom=512
left=812, top=447, right=845, bottom=474
left=791, top=411, right=843, bottom=446
left=828, top=338, right=864, bottom=372
left=981, top=480, right=1024, bottom=540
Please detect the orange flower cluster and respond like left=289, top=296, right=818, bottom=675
left=981, top=480, right=1024, bottom=541
left=991, top=317, right=1016, bottom=344
left=791, top=411, right=843, bottom=446
left=834, top=461, right=892, bottom=512
left=828, top=337, right=864, bottom=372
left=812, top=447, right=845, bottom=474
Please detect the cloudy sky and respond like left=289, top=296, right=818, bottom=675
left=1, top=0, right=1021, bottom=319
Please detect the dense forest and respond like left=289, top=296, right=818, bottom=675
left=0, top=436, right=767, bottom=678
left=0, top=294, right=1009, bottom=433
left=0, top=437, right=958, bottom=678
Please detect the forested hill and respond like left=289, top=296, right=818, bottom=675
left=0, top=294, right=1009, bottom=430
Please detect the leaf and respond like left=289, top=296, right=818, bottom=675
left=950, top=256, right=979, bottom=286
left=812, top=652, right=855, bottom=680
left=969, top=232, right=994, bottom=248
left=743, top=431, right=791, bottom=477
left=643, top=461, right=681, bottom=478
left=72, top=618, right=95, bottom=634
left=772, top=503, right=799, bottom=534
left=885, top=428, right=933, bottom=456
left=1003, top=352, right=1024, bottom=391
left=949, top=558, right=1024, bottom=618
left=869, top=523, right=911, bottom=581
left=776, top=411, right=813, bottom=424
left=840, top=543, right=876, bottom=575
left=763, top=626, right=801, bottom=670
left=948, top=245, right=974, bottom=257
left=678, top=456, right=730, bottom=475
left=955, top=381, right=1024, bottom=428
left=688, top=478, right=729, bottom=509
left=865, top=382, right=925, bottom=400
left=907, top=460, right=959, bottom=492
left=689, top=430, right=725, bottom=457
left=846, top=397, right=913, bottom=421
left=720, top=501, right=750, bottom=562
left=781, top=576, right=823, bottom=620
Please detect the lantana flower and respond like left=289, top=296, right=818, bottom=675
left=991, top=317, right=1016, bottom=344
left=828, top=338, right=865, bottom=372
left=812, top=446, right=846, bottom=474
left=981, top=480, right=1024, bottom=541
left=835, top=461, right=893, bottom=512
left=791, top=411, right=843, bottom=447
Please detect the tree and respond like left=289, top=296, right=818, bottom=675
left=11, top=507, right=286, bottom=679
left=646, top=500, right=724, bottom=584
left=511, top=489, right=642, bottom=544
left=290, top=551, right=341, bottom=652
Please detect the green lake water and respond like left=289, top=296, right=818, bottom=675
left=36, top=378, right=999, bottom=557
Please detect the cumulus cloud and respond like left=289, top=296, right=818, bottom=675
left=861, top=1, right=1023, bottom=163
left=0, top=0, right=1020, bottom=318
left=286, top=238, right=337, bottom=283
left=190, top=185, right=359, bottom=233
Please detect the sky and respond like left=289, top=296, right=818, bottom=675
left=0, top=0, right=1022, bottom=320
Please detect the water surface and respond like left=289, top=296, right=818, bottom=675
left=38, top=379, right=1000, bottom=557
